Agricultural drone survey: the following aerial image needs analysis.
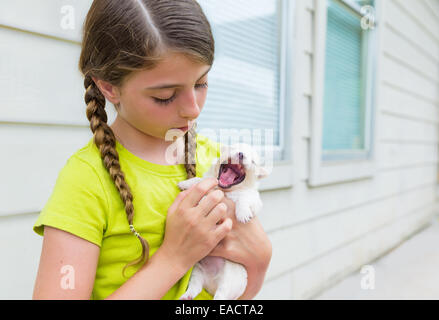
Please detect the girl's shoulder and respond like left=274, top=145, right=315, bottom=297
left=33, top=138, right=109, bottom=247
left=71, top=137, right=106, bottom=171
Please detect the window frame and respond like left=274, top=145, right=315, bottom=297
left=180, top=0, right=295, bottom=192
left=243, top=0, right=296, bottom=191
left=309, top=0, right=382, bottom=187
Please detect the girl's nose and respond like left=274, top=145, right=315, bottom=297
left=179, top=90, right=201, bottom=119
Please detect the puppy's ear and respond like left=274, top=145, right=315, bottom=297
left=255, top=165, right=270, bottom=179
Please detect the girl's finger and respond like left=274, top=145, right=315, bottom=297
left=179, top=178, right=218, bottom=210
left=205, top=202, right=227, bottom=225
left=167, top=188, right=191, bottom=214
left=214, top=218, right=233, bottom=243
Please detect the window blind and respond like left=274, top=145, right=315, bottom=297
left=322, top=0, right=374, bottom=157
left=196, top=0, right=281, bottom=148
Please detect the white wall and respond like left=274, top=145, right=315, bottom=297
left=254, top=0, right=439, bottom=299
left=1, top=0, right=438, bottom=299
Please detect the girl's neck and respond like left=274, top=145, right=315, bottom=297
left=110, top=115, right=184, bottom=166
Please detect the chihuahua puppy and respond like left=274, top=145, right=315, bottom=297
left=177, top=143, right=269, bottom=300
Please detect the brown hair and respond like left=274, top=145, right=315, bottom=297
left=78, top=0, right=214, bottom=277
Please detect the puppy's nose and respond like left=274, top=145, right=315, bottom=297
left=238, top=152, right=244, bottom=160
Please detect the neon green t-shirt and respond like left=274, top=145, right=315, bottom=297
left=33, top=133, right=221, bottom=300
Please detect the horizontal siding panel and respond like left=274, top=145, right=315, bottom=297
left=0, top=125, right=95, bottom=215
left=266, top=187, right=436, bottom=281
left=290, top=204, right=434, bottom=299
left=381, top=54, right=439, bottom=103
left=377, top=142, right=438, bottom=169
left=379, top=112, right=439, bottom=143
left=0, top=27, right=103, bottom=125
left=424, top=0, right=439, bottom=17
left=381, top=84, right=439, bottom=125
left=396, top=0, right=439, bottom=43
left=0, top=213, right=42, bottom=299
left=260, top=158, right=437, bottom=232
left=254, top=272, right=293, bottom=299
left=0, top=0, right=92, bottom=43
left=385, top=0, right=439, bottom=60
left=382, top=23, right=439, bottom=83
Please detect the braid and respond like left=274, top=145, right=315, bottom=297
left=84, top=75, right=149, bottom=278
left=184, top=122, right=198, bottom=179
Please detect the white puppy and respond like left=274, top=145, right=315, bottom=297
left=177, top=143, right=269, bottom=300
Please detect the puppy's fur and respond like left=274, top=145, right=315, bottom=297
left=177, top=143, right=269, bottom=300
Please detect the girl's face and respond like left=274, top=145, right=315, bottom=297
left=96, top=51, right=211, bottom=141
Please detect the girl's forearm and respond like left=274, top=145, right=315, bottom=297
left=238, top=240, right=272, bottom=300
left=105, top=247, right=188, bottom=300
left=238, top=257, right=270, bottom=300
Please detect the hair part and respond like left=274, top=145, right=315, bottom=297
left=79, top=0, right=214, bottom=278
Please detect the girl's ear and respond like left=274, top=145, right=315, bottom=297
left=93, top=77, right=121, bottom=105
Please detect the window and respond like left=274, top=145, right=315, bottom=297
left=310, top=0, right=380, bottom=187
left=197, top=0, right=295, bottom=190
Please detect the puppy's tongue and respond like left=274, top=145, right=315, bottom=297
left=219, top=167, right=238, bottom=186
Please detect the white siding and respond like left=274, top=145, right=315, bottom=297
left=255, top=0, right=439, bottom=299
left=1, top=0, right=438, bottom=299
left=0, top=0, right=108, bottom=299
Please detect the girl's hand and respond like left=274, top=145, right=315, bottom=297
left=161, top=178, right=233, bottom=274
left=207, top=195, right=272, bottom=299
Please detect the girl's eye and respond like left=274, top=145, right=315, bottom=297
left=153, top=95, right=176, bottom=105
left=195, top=82, right=209, bottom=89
left=153, top=82, right=209, bottom=106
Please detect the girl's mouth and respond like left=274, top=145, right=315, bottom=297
left=217, top=158, right=246, bottom=189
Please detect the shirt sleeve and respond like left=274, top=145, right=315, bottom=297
left=33, top=155, right=108, bottom=247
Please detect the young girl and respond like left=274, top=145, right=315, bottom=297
left=32, top=0, right=272, bottom=300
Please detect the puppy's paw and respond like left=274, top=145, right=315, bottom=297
left=177, top=181, right=188, bottom=191
left=235, top=206, right=254, bottom=224
left=178, top=177, right=203, bottom=191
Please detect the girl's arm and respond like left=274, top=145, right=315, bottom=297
left=33, top=226, right=188, bottom=300
left=105, top=246, right=188, bottom=300
left=241, top=217, right=272, bottom=300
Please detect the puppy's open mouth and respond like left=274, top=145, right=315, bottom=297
left=218, top=158, right=246, bottom=189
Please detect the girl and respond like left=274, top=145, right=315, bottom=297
left=32, top=0, right=272, bottom=300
